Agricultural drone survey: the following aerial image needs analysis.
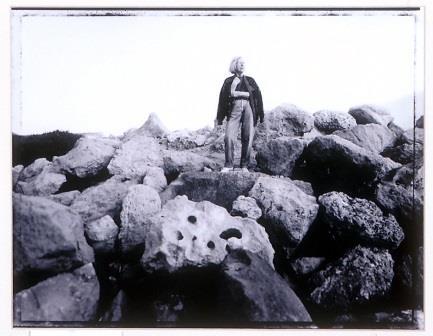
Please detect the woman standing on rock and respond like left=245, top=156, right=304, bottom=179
left=216, top=57, right=264, bottom=173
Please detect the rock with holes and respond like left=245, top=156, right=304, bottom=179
left=310, top=246, right=394, bottom=311
left=14, top=263, right=99, bottom=323
left=160, top=171, right=260, bottom=210
left=85, top=215, right=119, bottom=254
left=318, top=191, right=404, bottom=249
left=15, top=158, right=66, bottom=196
left=290, top=257, right=326, bottom=277
left=12, top=165, right=24, bottom=189
left=348, top=105, right=393, bottom=126
left=313, top=110, right=356, bottom=134
left=108, top=135, right=163, bottom=179
left=70, top=176, right=133, bottom=223
left=255, top=137, right=307, bottom=177
left=52, top=136, right=119, bottom=178
left=142, top=166, right=167, bottom=192
left=140, top=195, right=274, bottom=272
left=249, top=176, right=319, bottom=257
left=230, top=195, right=262, bottom=220
left=219, top=249, right=312, bottom=322
left=266, top=103, right=314, bottom=136
left=49, top=190, right=81, bottom=206
left=119, top=185, right=162, bottom=255
left=334, top=124, right=396, bottom=153
left=13, top=193, right=94, bottom=276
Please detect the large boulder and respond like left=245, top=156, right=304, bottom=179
left=401, top=128, right=424, bottom=145
left=381, top=142, right=423, bottom=165
left=160, top=171, right=260, bottom=211
left=70, top=176, right=132, bottom=223
left=310, top=246, right=394, bottom=311
left=219, top=249, right=312, bottom=322
left=14, top=263, right=99, bottom=323
left=85, top=215, right=119, bottom=254
left=13, top=194, right=94, bottom=276
left=255, top=137, right=306, bottom=177
left=333, top=124, right=396, bottom=153
left=313, top=110, right=356, bottom=134
left=348, top=105, right=393, bottom=126
left=302, top=135, right=401, bottom=195
left=52, top=136, right=119, bottom=178
left=230, top=195, right=262, bottom=220
left=318, top=192, right=404, bottom=249
left=119, top=185, right=162, bottom=255
left=142, top=166, right=167, bottom=192
left=15, top=158, right=66, bottom=196
left=265, top=103, right=314, bottom=136
left=140, top=196, right=274, bottom=272
left=108, top=135, right=163, bottom=179
left=249, top=176, right=319, bottom=256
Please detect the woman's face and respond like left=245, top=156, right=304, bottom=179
left=237, top=59, right=245, bottom=73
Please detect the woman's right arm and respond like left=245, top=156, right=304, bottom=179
left=230, top=77, right=249, bottom=98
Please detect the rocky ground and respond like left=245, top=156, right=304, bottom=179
left=12, top=104, right=424, bottom=328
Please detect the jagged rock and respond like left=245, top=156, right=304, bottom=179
left=375, top=182, right=423, bottom=229
left=382, top=142, right=423, bottom=165
left=292, top=179, right=315, bottom=196
left=318, top=192, right=404, bottom=249
left=166, top=128, right=212, bottom=150
left=123, top=113, right=168, bottom=141
left=266, top=103, right=314, bottom=136
left=220, top=249, right=312, bottom=322
left=255, top=137, right=307, bottom=177
left=388, top=121, right=405, bottom=138
left=119, top=185, right=162, bottom=255
left=160, top=171, right=259, bottom=211
left=49, top=190, right=81, bottom=206
left=52, top=136, right=119, bottom=178
left=313, top=110, right=356, bottom=134
left=15, top=158, right=66, bottom=196
left=108, top=135, right=163, bottom=178
left=70, top=176, right=132, bottom=223
left=12, top=164, right=24, bottom=188
left=302, top=135, right=401, bottom=194
left=230, top=195, right=262, bottom=220
left=415, top=115, right=424, bottom=128
left=142, top=166, right=167, bottom=192
left=101, top=290, right=127, bottom=322
left=310, top=246, right=394, bottom=311
left=290, top=257, right=326, bottom=276
left=140, top=196, right=274, bottom=272
left=13, top=194, right=94, bottom=276
left=334, top=124, right=396, bottom=153
left=401, top=128, right=424, bottom=145
left=14, top=264, right=99, bottom=322
left=163, top=150, right=220, bottom=181
left=249, top=176, right=319, bottom=256
left=348, top=105, right=393, bottom=126
left=85, top=215, right=119, bottom=254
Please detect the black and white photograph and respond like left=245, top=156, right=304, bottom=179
left=4, top=3, right=429, bottom=334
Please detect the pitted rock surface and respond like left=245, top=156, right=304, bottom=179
left=313, top=110, right=356, bottom=134
left=140, top=195, right=274, bottom=272
left=230, top=195, right=262, bottom=220
left=266, top=103, right=314, bottom=136
left=318, top=191, right=404, bottom=249
left=49, top=190, right=81, bottom=206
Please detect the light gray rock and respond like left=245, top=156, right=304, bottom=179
left=19, top=158, right=51, bottom=180
left=334, top=124, right=396, bottom=153
left=14, top=263, right=99, bottom=322
left=123, top=113, right=168, bottom=141
left=230, top=195, right=262, bottom=220
left=290, top=257, right=326, bottom=276
left=142, top=166, right=167, bottom=192
left=119, top=185, right=162, bottom=255
left=249, top=176, right=319, bottom=256
left=348, top=105, right=393, bottom=126
left=49, top=190, right=81, bottom=206
left=85, top=215, right=119, bottom=254
left=52, top=136, right=119, bottom=178
left=318, top=191, right=404, bottom=249
left=108, top=135, right=163, bottom=179
left=313, top=110, right=356, bottom=134
left=401, top=127, right=424, bottom=145
left=266, top=103, right=314, bottom=136
left=13, top=193, right=94, bottom=276
left=310, top=246, right=394, bottom=311
left=166, top=127, right=212, bottom=150
left=12, top=165, right=24, bottom=188
left=140, top=195, right=274, bottom=272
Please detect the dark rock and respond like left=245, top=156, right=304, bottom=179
left=153, top=294, right=185, bottom=322
left=415, top=115, right=424, bottom=128
left=219, top=249, right=312, bottom=322
left=14, top=264, right=99, bottom=323
left=313, top=110, right=356, bottom=134
left=255, top=137, right=307, bottom=177
left=388, top=121, right=405, bottom=138
left=382, top=142, right=423, bottom=165
left=13, top=194, right=94, bottom=277
left=310, top=246, right=394, bottom=311
left=334, top=124, right=396, bottom=153
left=348, top=105, right=393, bottom=126
left=290, top=257, right=326, bottom=276
left=266, top=103, right=314, bottom=136
left=140, top=196, right=274, bottom=273
left=101, top=290, right=127, bottom=322
left=230, top=195, right=262, bottom=220
left=318, top=191, right=404, bottom=249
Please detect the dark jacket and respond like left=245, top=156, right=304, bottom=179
left=216, top=75, right=264, bottom=126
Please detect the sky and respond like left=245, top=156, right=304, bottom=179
left=11, top=10, right=423, bottom=135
